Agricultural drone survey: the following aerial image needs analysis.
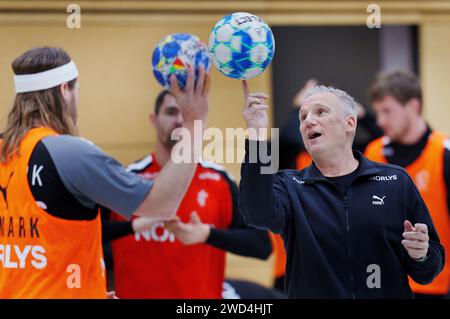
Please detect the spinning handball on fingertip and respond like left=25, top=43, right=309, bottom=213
left=208, top=12, right=275, bottom=80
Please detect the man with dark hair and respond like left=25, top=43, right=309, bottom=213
left=368, top=70, right=422, bottom=112
left=0, top=47, right=209, bottom=298
left=154, top=89, right=172, bottom=115
left=365, top=69, right=450, bottom=299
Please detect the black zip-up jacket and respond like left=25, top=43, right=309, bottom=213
left=239, top=140, right=444, bottom=298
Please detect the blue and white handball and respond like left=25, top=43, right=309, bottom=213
left=152, top=33, right=210, bottom=89
left=208, top=12, right=275, bottom=80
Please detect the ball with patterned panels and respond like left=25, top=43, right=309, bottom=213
left=152, top=33, right=210, bottom=89
left=208, top=12, right=275, bottom=80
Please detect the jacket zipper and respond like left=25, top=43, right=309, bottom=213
left=312, top=179, right=359, bottom=298
left=343, top=194, right=356, bottom=299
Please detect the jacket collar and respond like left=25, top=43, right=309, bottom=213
left=303, top=150, right=382, bottom=181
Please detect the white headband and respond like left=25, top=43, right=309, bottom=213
left=14, top=60, right=79, bottom=93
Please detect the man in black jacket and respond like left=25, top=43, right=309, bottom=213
left=238, top=81, right=444, bottom=298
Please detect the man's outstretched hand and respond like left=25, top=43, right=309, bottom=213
left=402, top=220, right=429, bottom=261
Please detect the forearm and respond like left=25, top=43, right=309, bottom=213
left=206, top=227, right=272, bottom=260
left=134, top=121, right=199, bottom=219
left=239, top=139, right=285, bottom=232
left=102, top=220, right=133, bottom=242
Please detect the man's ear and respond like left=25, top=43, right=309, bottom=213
left=149, top=112, right=157, bottom=126
left=346, top=115, right=357, bottom=134
left=405, top=98, right=421, bottom=115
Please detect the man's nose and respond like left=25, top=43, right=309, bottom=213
left=177, top=113, right=184, bottom=125
left=302, top=113, right=316, bottom=128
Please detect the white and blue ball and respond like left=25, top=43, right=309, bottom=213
left=152, top=33, right=210, bottom=89
left=208, top=12, right=275, bottom=80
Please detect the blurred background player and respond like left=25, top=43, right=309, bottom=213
left=0, top=47, right=208, bottom=298
left=365, top=70, right=450, bottom=299
left=102, top=89, right=273, bottom=298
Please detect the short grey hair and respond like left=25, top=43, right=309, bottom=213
left=303, top=85, right=357, bottom=119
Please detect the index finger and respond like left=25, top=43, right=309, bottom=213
left=242, top=80, right=249, bottom=98
left=403, top=231, right=428, bottom=241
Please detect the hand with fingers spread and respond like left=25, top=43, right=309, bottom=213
left=164, top=212, right=211, bottom=245
left=241, top=80, right=269, bottom=137
left=402, top=220, right=429, bottom=261
left=170, top=64, right=210, bottom=124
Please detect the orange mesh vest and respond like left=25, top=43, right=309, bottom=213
left=0, top=127, right=106, bottom=298
left=271, top=151, right=313, bottom=279
left=365, top=132, right=450, bottom=295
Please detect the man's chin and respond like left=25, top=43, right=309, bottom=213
left=386, top=132, right=400, bottom=142
left=306, top=143, right=325, bottom=157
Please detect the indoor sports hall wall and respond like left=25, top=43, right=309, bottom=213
left=1, top=0, right=450, bottom=287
